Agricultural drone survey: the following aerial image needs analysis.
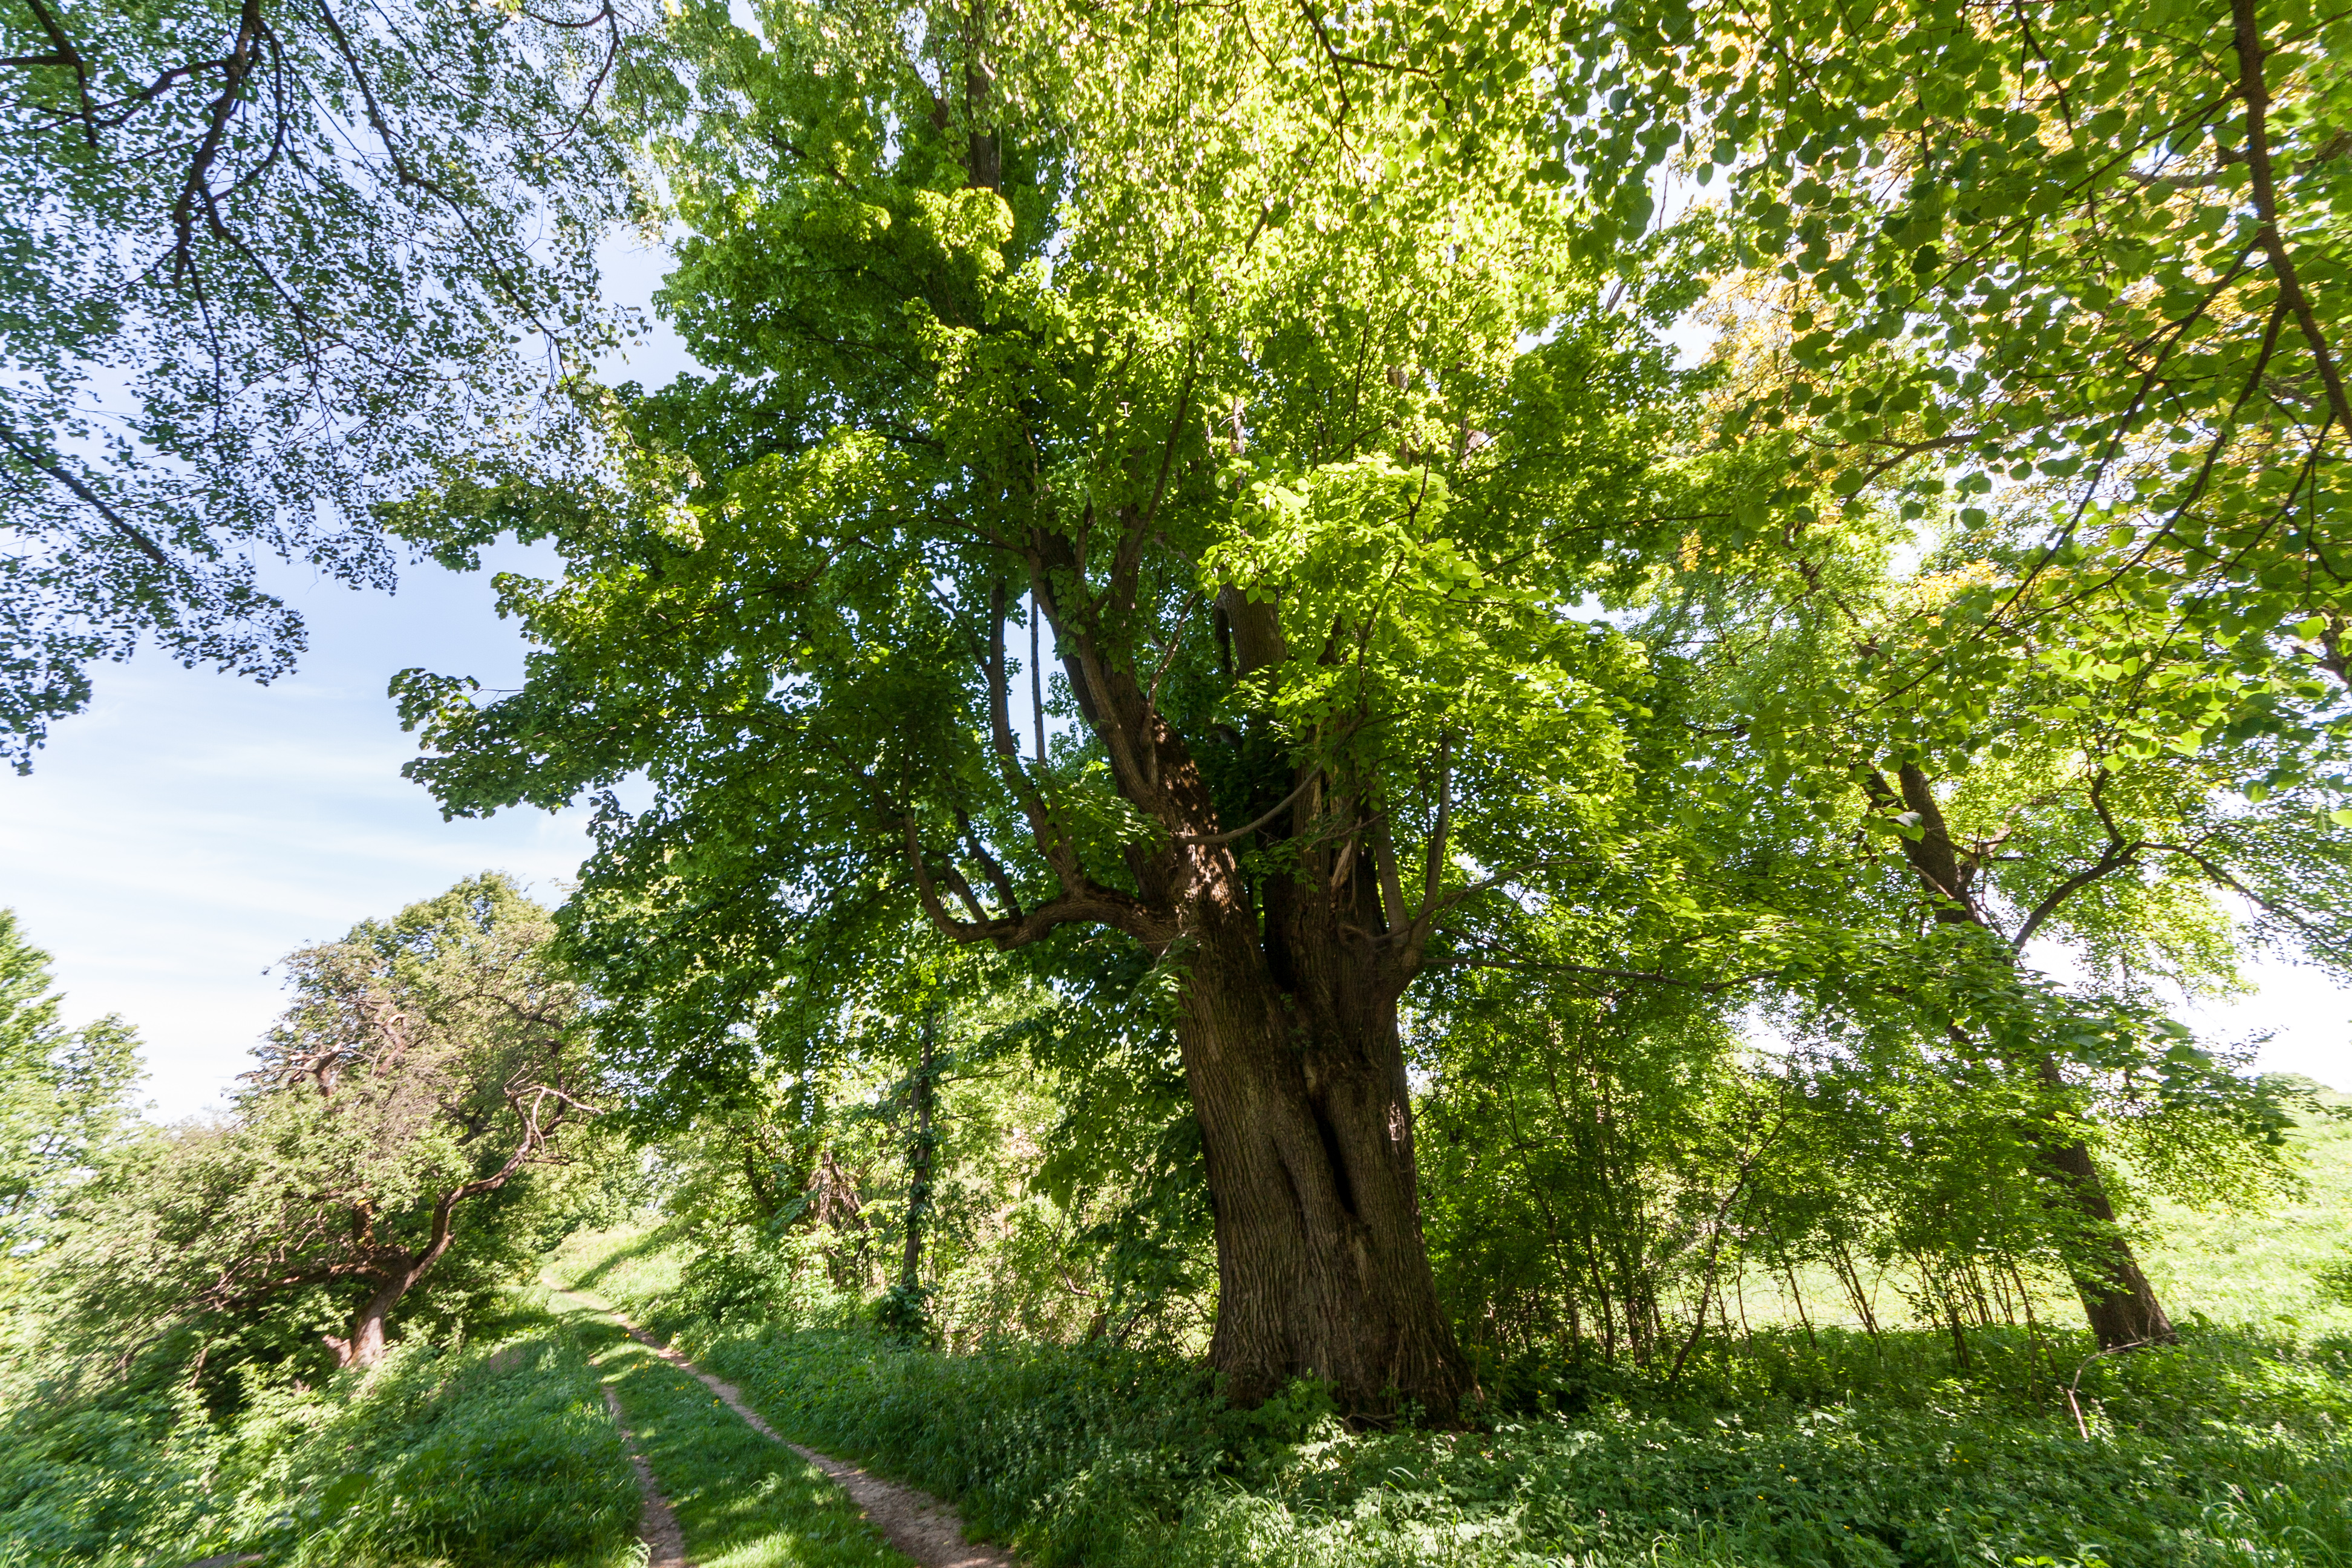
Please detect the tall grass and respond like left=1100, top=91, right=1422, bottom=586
left=0, top=1305, right=638, bottom=1567
left=603, top=1305, right=2352, bottom=1568
left=2143, top=1097, right=2352, bottom=1338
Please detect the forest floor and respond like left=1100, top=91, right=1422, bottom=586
left=534, top=1105, right=2352, bottom=1568
left=7, top=1108, right=2350, bottom=1567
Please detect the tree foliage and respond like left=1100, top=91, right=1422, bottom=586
left=387, top=0, right=1711, bottom=1417
left=45, top=874, right=599, bottom=1370
left=12, top=0, right=2352, bottom=1436
left=0, top=0, right=648, bottom=762
left=360, top=0, right=2352, bottom=1403
left=0, top=907, right=139, bottom=1255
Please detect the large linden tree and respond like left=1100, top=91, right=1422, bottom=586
left=392, top=0, right=1695, bottom=1416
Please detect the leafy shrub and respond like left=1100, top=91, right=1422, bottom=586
left=669, top=1221, right=862, bottom=1330
left=0, top=1384, right=226, bottom=1567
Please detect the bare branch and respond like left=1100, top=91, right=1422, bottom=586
left=1174, top=773, right=1315, bottom=845
left=2232, top=0, right=2352, bottom=434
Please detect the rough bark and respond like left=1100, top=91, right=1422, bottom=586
left=2040, top=1123, right=2177, bottom=1348
left=1171, top=594, right=1463, bottom=1417
left=2033, top=1054, right=2176, bottom=1348
left=1174, top=864, right=1462, bottom=1417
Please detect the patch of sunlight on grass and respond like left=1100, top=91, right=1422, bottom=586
left=2144, top=1096, right=2352, bottom=1338
left=547, top=1219, right=695, bottom=1308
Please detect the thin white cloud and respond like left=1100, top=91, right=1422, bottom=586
left=2, top=543, right=595, bottom=1118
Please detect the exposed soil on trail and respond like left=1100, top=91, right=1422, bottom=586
left=777, top=1441, right=1017, bottom=1568
left=559, top=1285, right=1018, bottom=1568
left=603, top=1385, right=689, bottom=1568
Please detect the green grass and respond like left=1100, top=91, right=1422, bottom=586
left=653, top=1318, right=2352, bottom=1568
left=264, top=1324, right=639, bottom=1568
left=549, top=1212, right=2352, bottom=1568
left=547, top=1221, right=696, bottom=1307
left=1611, top=1099, right=2352, bottom=1343
left=0, top=1302, right=640, bottom=1568
left=552, top=1293, right=914, bottom=1568
left=535, top=1102, right=2352, bottom=1568
left=2143, top=1099, right=2352, bottom=1337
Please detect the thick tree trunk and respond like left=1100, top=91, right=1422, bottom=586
left=962, top=575, right=1466, bottom=1419
left=1173, top=892, right=1463, bottom=1421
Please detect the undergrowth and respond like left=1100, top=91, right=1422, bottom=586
left=0, top=1301, right=636, bottom=1567
left=693, top=1321, right=2352, bottom=1567
left=555, top=1208, right=2352, bottom=1568
left=541, top=1097, right=2352, bottom=1568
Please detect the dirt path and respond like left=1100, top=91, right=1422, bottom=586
left=603, top=1385, right=690, bottom=1568
left=558, top=1285, right=1018, bottom=1568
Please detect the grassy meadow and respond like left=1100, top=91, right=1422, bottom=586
left=2141, top=1093, right=2352, bottom=1338
left=5, top=1100, right=2348, bottom=1568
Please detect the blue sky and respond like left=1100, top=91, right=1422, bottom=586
left=1, top=542, right=606, bottom=1116
left=0, top=236, right=696, bottom=1119
left=2, top=241, right=2345, bottom=1120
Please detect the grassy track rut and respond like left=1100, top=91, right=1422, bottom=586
left=555, top=1288, right=1016, bottom=1568
left=559, top=1292, right=916, bottom=1568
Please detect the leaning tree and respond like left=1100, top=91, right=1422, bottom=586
left=53, top=874, right=598, bottom=1367
left=391, top=0, right=1697, bottom=1416
left=1638, top=410, right=2351, bottom=1345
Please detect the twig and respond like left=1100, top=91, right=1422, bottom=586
left=2063, top=1338, right=2149, bottom=1439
